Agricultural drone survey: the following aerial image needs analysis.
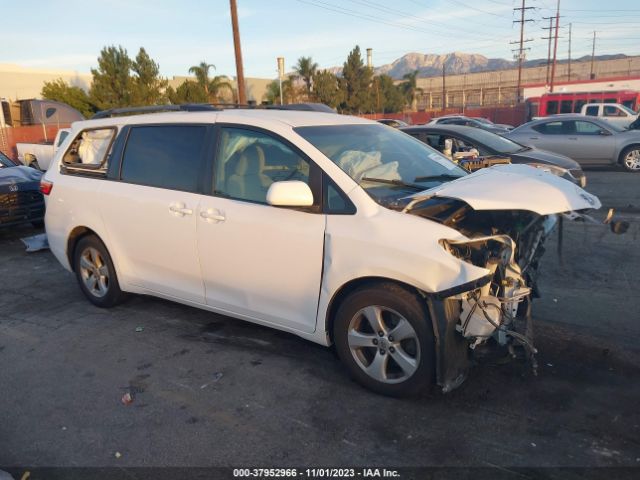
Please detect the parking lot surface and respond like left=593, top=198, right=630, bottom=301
left=1, top=170, right=639, bottom=469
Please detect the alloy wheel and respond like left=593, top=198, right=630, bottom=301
left=347, top=305, right=421, bottom=384
left=624, top=149, right=640, bottom=171
left=79, top=247, right=110, bottom=298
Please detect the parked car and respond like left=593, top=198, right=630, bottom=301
left=401, top=124, right=586, bottom=186
left=581, top=102, right=638, bottom=129
left=43, top=105, right=600, bottom=396
left=0, top=150, right=45, bottom=228
left=17, top=128, right=71, bottom=171
left=377, top=119, right=409, bottom=128
left=505, top=115, right=640, bottom=172
left=427, top=115, right=512, bottom=134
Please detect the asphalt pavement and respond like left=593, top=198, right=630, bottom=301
left=0, top=169, right=638, bottom=472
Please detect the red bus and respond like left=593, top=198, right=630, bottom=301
left=526, top=89, right=640, bottom=120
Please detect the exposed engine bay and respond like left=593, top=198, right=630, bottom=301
left=408, top=197, right=557, bottom=374
left=398, top=183, right=628, bottom=392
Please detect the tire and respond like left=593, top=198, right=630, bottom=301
left=333, top=282, right=435, bottom=397
left=619, top=145, right=640, bottom=172
left=73, top=235, right=127, bottom=308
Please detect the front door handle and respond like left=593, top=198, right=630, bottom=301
left=200, top=208, right=226, bottom=222
left=169, top=202, right=193, bottom=217
left=529, top=136, right=539, bottom=140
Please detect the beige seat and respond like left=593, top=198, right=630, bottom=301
left=226, top=145, right=272, bottom=202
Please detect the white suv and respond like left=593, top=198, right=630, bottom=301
left=42, top=105, right=600, bottom=396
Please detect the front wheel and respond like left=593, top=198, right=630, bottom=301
left=73, top=235, right=127, bottom=308
left=333, top=283, right=435, bottom=397
left=620, top=145, right=640, bottom=172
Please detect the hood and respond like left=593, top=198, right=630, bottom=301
left=511, top=147, right=581, bottom=170
left=0, top=165, right=42, bottom=193
left=405, top=164, right=600, bottom=216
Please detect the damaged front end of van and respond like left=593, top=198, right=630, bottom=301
left=401, top=165, right=623, bottom=392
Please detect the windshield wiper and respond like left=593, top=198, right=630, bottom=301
left=413, top=174, right=464, bottom=182
left=360, top=177, right=425, bottom=191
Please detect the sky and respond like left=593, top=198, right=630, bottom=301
left=1, top=0, right=639, bottom=79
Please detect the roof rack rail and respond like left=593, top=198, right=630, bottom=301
left=91, top=103, right=220, bottom=119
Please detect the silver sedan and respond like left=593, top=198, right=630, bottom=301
left=505, top=115, right=640, bottom=172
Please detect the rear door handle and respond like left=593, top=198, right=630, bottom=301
left=529, top=136, right=539, bottom=140
left=169, top=202, right=193, bottom=217
left=568, top=137, right=578, bottom=140
left=200, top=208, right=226, bottom=222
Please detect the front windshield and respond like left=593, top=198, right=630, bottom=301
left=621, top=105, right=637, bottom=116
left=461, top=128, right=525, bottom=154
left=295, top=124, right=467, bottom=207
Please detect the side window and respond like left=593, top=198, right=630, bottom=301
left=574, top=100, right=587, bottom=113
left=575, top=121, right=604, bottom=135
left=120, top=125, right=207, bottom=192
left=214, top=127, right=313, bottom=205
left=603, top=106, right=624, bottom=117
left=62, top=127, right=116, bottom=175
left=560, top=100, right=573, bottom=114
left=532, top=121, right=563, bottom=134
left=546, top=101, right=559, bottom=115
left=324, top=178, right=356, bottom=214
left=57, top=130, right=70, bottom=147
left=585, top=105, right=599, bottom=116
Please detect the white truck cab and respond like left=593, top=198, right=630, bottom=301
left=581, top=103, right=638, bottom=128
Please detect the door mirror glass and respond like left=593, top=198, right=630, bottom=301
left=267, top=181, right=314, bottom=207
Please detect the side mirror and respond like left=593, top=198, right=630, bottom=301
left=267, top=181, right=314, bottom=207
left=45, top=107, right=57, bottom=118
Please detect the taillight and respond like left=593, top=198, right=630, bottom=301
left=40, top=180, right=53, bottom=195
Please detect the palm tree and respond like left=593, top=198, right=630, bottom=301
left=295, top=56, right=318, bottom=96
left=188, top=61, right=233, bottom=103
left=188, top=61, right=215, bottom=96
left=401, top=70, right=423, bottom=110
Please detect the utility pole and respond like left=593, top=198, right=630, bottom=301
left=590, top=31, right=597, bottom=79
left=229, top=0, right=246, bottom=104
left=542, top=16, right=556, bottom=85
left=277, top=57, right=284, bottom=105
left=567, top=23, right=572, bottom=81
left=441, top=64, right=446, bottom=112
left=549, top=0, right=561, bottom=93
left=511, top=0, right=535, bottom=103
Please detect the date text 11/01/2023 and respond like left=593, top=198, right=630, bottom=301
left=233, top=468, right=401, bottom=478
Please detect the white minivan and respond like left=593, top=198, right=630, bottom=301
left=42, top=105, right=600, bottom=396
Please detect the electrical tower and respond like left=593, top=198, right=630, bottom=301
left=511, top=0, right=535, bottom=103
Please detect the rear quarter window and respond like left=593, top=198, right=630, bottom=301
left=61, top=127, right=117, bottom=176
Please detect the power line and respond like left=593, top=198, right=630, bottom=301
left=511, top=0, right=535, bottom=102
left=298, top=0, right=510, bottom=42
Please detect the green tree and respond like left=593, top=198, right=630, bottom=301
left=188, top=61, right=233, bottom=103
left=294, top=56, right=318, bottom=96
left=167, top=81, right=208, bottom=104
left=312, top=70, right=344, bottom=109
left=340, top=46, right=373, bottom=113
left=89, top=45, right=134, bottom=110
left=374, top=74, right=404, bottom=113
left=131, top=47, right=168, bottom=105
left=41, top=78, right=95, bottom=118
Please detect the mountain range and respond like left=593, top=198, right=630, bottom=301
left=326, top=52, right=628, bottom=80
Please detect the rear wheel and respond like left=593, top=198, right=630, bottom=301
left=73, top=235, right=127, bottom=308
left=333, top=282, right=435, bottom=397
left=620, top=145, right=640, bottom=172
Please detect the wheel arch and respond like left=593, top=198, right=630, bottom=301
left=66, top=226, right=101, bottom=271
left=618, top=143, right=640, bottom=165
left=324, top=276, right=428, bottom=345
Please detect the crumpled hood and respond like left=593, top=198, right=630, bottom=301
left=0, top=165, right=42, bottom=193
left=406, top=164, right=600, bottom=215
